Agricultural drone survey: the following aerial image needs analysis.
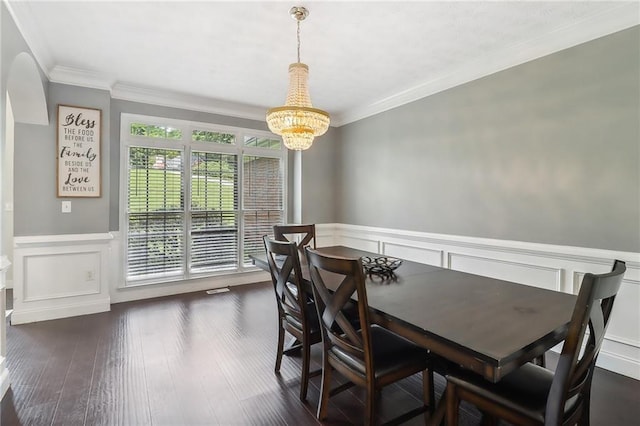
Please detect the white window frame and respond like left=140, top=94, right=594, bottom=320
left=119, top=113, right=287, bottom=287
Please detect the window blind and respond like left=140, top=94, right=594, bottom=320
left=190, top=152, right=239, bottom=272
left=126, top=147, right=184, bottom=280
left=242, top=155, right=284, bottom=265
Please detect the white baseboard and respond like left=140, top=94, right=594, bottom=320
left=597, top=348, right=640, bottom=380
left=0, top=365, right=10, bottom=401
left=110, top=270, right=270, bottom=304
left=10, top=298, right=111, bottom=325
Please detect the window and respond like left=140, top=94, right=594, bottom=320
left=127, top=147, right=184, bottom=279
left=190, top=151, right=238, bottom=272
left=243, top=155, right=284, bottom=264
left=121, top=114, right=285, bottom=285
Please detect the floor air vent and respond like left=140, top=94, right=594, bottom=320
left=206, top=288, right=230, bottom=295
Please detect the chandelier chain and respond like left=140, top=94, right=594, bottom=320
left=296, top=19, right=301, bottom=63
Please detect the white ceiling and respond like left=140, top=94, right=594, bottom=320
left=7, top=1, right=639, bottom=126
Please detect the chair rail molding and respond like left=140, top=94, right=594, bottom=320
left=316, top=223, right=640, bottom=380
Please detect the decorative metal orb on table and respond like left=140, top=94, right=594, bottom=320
left=361, top=256, right=403, bottom=277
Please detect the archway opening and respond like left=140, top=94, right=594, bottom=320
left=6, top=52, right=48, bottom=126
left=0, top=51, right=49, bottom=399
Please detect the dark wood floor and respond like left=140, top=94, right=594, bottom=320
left=1, top=282, right=638, bottom=425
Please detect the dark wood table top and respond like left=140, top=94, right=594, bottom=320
left=251, top=245, right=577, bottom=382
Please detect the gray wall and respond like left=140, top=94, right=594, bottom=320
left=14, top=84, right=111, bottom=235
left=301, top=126, right=339, bottom=224
left=336, top=26, right=640, bottom=252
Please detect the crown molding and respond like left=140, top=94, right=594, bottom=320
left=332, top=2, right=640, bottom=127
left=48, top=66, right=115, bottom=91
left=111, top=83, right=267, bottom=123
left=6, top=0, right=638, bottom=128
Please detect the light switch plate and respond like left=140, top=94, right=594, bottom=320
left=61, top=201, right=71, bottom=213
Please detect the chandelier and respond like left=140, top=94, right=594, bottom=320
left=266, top=6, right=330, bottom=151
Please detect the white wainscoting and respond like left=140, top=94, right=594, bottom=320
left=12, top=232, right=272, bottom=321
left=12, top=233, right=113, bottom=324
left=10, top=226, right=639, bottom=380
left=316, top=223, right=640, bottom=380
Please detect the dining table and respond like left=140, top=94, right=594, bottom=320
left=251, top=245, right=577, bottom=422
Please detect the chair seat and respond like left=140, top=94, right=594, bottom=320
left=447, top=362, right=580, bottom=423
left=330, top=325, right=428, bottom=380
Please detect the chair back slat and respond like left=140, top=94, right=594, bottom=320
left=546, top=260, right=625, bottom=424
left=306, top=248, right=372, bottom=369
left=277, top=256, right=302, bottom=315
left=569, top=306, right=603, bottom=384
left=274, top=224, right=317, bottom=252
left=264, top=236, right=307, bottom=326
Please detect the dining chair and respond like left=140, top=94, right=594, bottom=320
left=273, top=224, right=316, bottom=252
left=305, top=247, right=436, bottom=425
left=263, top=236, right=321, bottom=401
left=444, top=260, right=626, bottom=426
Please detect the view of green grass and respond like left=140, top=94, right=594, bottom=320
left=128, top=169, right=235, bottom=212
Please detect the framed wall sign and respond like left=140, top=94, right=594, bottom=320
left=57, top=104, right=101, bottom=197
